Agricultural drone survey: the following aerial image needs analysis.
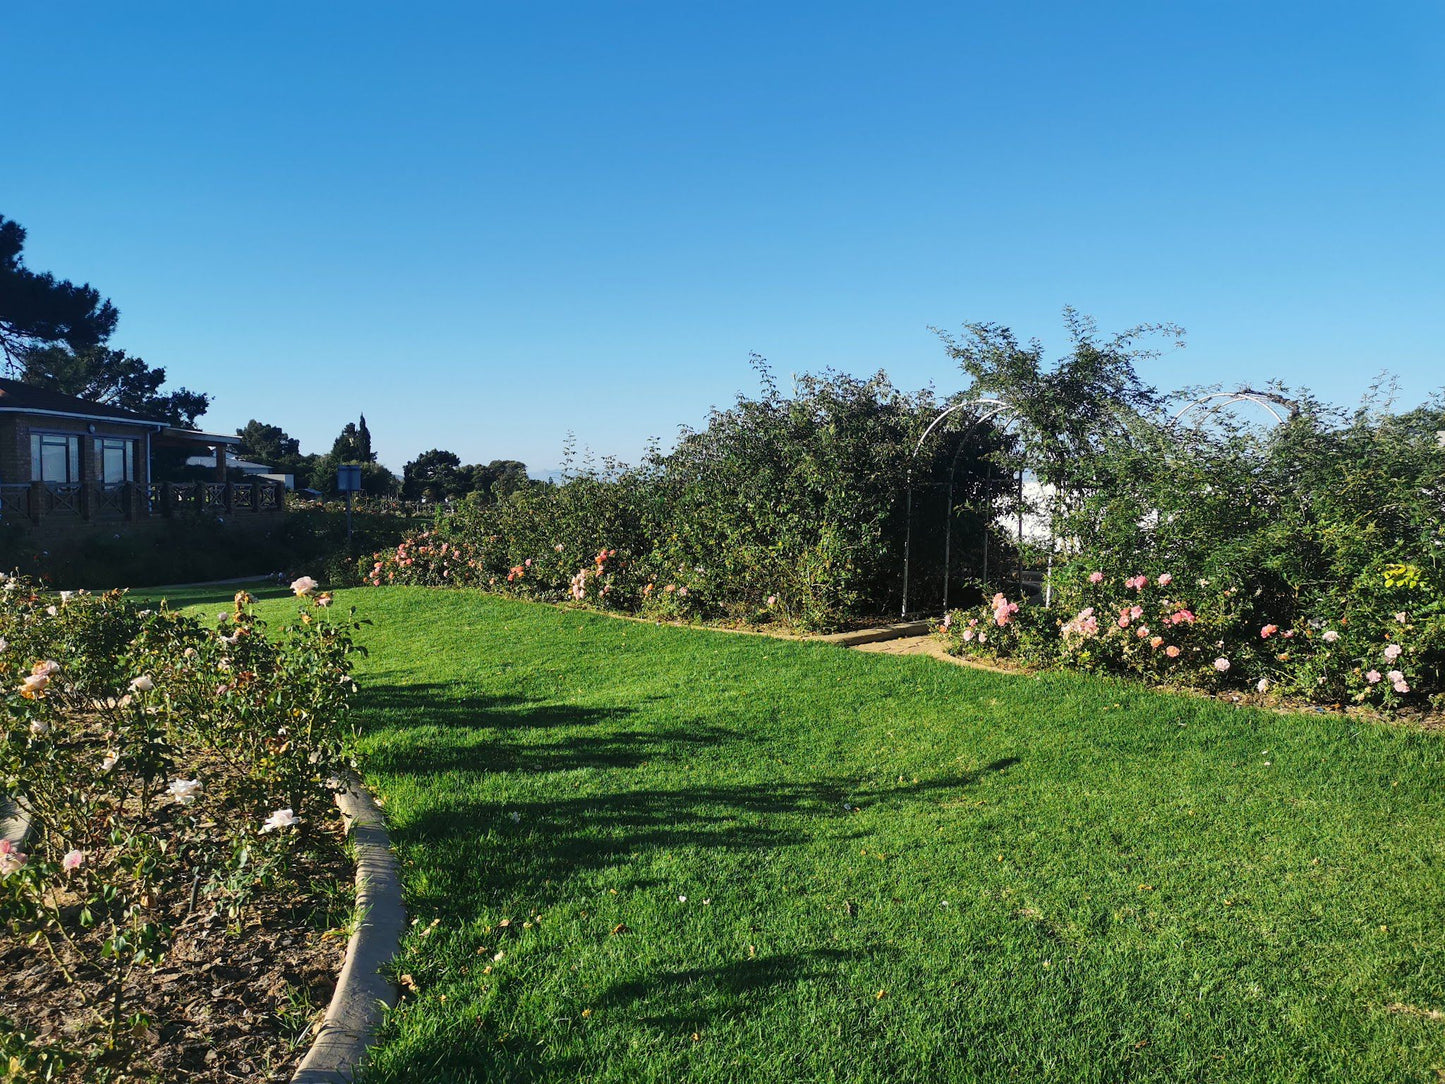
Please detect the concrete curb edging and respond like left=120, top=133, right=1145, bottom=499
left=0, top=797, right=33, bottom=849
left=292, top=781, right=405, bottom=1084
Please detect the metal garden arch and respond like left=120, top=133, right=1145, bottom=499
left=900, top=388, right=1294, bottom=619
left=900, top=397, right=1027, bottom=619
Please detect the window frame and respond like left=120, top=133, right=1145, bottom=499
left=94, top=436, right=135, bottom=484
left=29, top=432, right=81, bottom=484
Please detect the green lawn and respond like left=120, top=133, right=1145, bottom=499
left=146, top=585, right=1445, bottom=1083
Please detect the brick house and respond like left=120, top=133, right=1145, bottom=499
left=0, top=378, right=284, bottom=529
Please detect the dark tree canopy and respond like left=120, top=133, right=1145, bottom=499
left=402, top=452, right=531, bottom=502
left=2, top=213, right=213, bottom=427
left=472, top=459, right=529, bottom=499
left=0, top=215, right=118, bottom=366
left=357, top=414, right=374, bottom=462
left=235, top=419, right=301, bottom=463
left=403, top=449, right=463, bottom=501
left=20, top=343, right=210, bottom=427
left=330, top=417, right=377, bottom=463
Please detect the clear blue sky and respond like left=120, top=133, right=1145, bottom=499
left=5, top=2, right=1442, bottom=473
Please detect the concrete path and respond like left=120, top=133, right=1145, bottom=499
left=852, top=633, right=956, bottom=661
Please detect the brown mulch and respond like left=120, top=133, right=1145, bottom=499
left=0, top=820, right=352, bottom=1083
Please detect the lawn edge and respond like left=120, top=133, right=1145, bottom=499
left=292, top=779, right=404, bottom=1084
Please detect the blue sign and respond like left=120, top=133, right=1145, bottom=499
left=337, top=464, right=363, bottom=492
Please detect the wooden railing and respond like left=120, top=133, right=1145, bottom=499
left=0, top=480, right=287, bottom=527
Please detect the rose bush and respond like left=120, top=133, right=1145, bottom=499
left=942, top=562, right=1444, bottom=709
left=0, top=575, right=364, bottom=1079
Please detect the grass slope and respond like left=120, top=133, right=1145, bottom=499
left=148, top=586, right=1445, bottom=1083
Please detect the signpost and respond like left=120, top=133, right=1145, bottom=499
left=337, top=464, right=362, bottom=546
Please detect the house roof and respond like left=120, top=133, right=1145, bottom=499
left=0, top=378, right=171, bottom=426
left=0, top=380, right=241, bottom=446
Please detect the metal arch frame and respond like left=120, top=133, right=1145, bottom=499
left=1169, top=391, right=1287, bottom=428
left=902, top=390, right=1290, bottom=619
left=902, top=398, right=1024, bottom=619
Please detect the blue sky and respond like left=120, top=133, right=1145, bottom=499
left=4, top=2, right=1442, bottom=473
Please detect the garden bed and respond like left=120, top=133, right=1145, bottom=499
left=0, top=578, right=367, bottom=1082
left=0, top=823, right=350, bottom=1081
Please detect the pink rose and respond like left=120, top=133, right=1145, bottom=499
left=1088, top=571, right=1104, bottom=584
left=1157, top=574, right=1172, bottom=586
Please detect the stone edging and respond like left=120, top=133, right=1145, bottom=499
left=292, top=781, right=405, bottom=1083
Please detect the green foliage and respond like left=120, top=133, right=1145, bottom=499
left=0, top=215, right=117, bottom=368
left=233, top=418, right=321, bottom=485
left=402, top=451, right=532, bottom=503
left=311, top=455, right=397, bottom=499
left=402, top=448, right=463, bottom=502
left=18, top=343, right=209, bottom=427
left=330, top=416, right=377, bottom=464
left=931, top=313, right=1445, bottom=709
left=0, top=577, right=363, bottom=1075
left=0, top=213, right=209, bottom=424
left=235, top=419, right=301, bottom=463
left=372, top=362, right=1009, bottom=629
left=934, top=307, right=1183, bottom=483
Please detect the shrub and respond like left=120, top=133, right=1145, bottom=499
left=366, top=364, right=1012, bottom=629
left=0, top=575, right=364, bottom=1077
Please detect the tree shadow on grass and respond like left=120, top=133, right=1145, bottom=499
left=396, top=770, right=1009, bottom=920
left=358, top=686, right=733, bottom=777
left=358, top=680, right=1021, bottom=917
left=595, top=948, right=867, bottom=1031
left=358, top=684, right=653, bottom=733
left=367, top=950, right=873, bottom=1084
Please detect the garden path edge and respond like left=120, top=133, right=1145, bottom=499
left=291, top=779, right=404, bottom=1084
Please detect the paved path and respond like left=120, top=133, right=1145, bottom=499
left=852, top=633, right=961, bottom=663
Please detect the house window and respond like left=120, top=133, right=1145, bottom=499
left=30, top=434, right=80, bottom=483
left=94, top=437, right=135, bottom=483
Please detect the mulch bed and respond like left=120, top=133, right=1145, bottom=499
left=0, top=816, right=352, bottom=1083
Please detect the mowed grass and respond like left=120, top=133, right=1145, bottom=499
left=145, top=585, right=1445, bottom=1083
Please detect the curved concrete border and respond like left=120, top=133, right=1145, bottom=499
left=0, top=797, right=33, bottom=849
left=292, top=780, right=405, bottom=1083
